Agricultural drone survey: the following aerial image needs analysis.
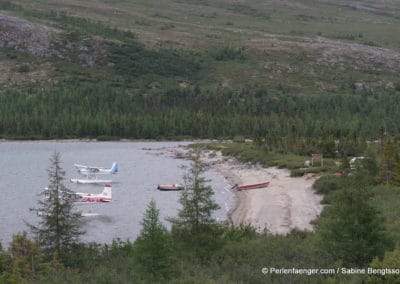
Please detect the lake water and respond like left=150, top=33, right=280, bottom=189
left=0, top=141, right=233, bottom=247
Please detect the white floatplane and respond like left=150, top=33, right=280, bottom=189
left=74, top=162, right=118, bottom=175
left=43, top=184, right=112, bottom=203
left=67, top=184, right=112, bottom=203
left=71, top=162, right=118, bottom=184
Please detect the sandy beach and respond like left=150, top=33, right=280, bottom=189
left=172, top=146, right=323, bottom=234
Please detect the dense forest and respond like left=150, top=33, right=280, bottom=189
left=1, top=79, right=400, bottom=141
left=1, top=1, right=400, bottom=141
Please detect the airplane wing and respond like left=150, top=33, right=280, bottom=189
left=74, top=164, right=106, bottom=170
left=74, top=164, right=88, bottom=170
left=74, top=163, right=117, bottom=175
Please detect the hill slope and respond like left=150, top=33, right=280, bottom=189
left=0, top=0, right=400, bottom=140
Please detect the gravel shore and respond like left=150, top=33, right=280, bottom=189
left=172, top=146, right=323, bottom=234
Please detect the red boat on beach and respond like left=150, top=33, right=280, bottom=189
left=157, top=184, right=185, bottom=191
left=235, top=181, right=270, bottom=191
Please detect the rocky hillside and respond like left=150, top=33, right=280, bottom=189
left=1, top=0, right=400, bottom=140
left=0, top=12, right=58, bottom=57
left=1, top=0, right=400, bottom=92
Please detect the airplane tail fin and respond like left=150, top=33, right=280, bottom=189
left=102, top=184, right=112, bottom=200
left=110, top=162, right=118, bottom=174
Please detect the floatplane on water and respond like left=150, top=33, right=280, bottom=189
left=69, top=184, right=112, bottom=203
left=44, top=184, right=112, bottom=203
left=71, top=162, right=118, bottom=184
left=74, top=162, right=118, bottom=175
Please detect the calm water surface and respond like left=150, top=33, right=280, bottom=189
left=0, top=141, right=233, bottom=247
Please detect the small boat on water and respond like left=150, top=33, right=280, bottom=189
left=157, top=184, right=185, bottom=191
left=235, top=181, right=270, bottom=191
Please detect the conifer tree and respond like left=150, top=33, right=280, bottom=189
left=8, top=232, right=43, bottom=282
left=168, top=150, right=222, bottom=262
left=368, top=246, right=400, bottom=283
left=338, top=155, right=350, bottom=176
left=133, top=199, right=173, bottom=280
left=28, top=152, right=84, bottom=260
left=379, top=139, right=400, bottom=184
left=0, top=243, right=10, bottom=278
left=355, top=148, right=379, bottom=185
left=318, top=185, right=391, bottom=267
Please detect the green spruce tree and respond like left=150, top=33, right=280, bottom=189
left=338, top=155, right=350, bottom=176
left=168, top=150, right=222, bottom=262
left=0, top=242, right=10, bottom=280
left=133, top=199, right=173, bottom=280
left=318, top=185, right=392, bottom=267
left=368, top=246, right=400, bottom=283
left=8, top=232, right=43, bottom=282
left=354, top=148, right=379, bottom=185
left=379, top=139, right=400, bottom=184
left=28, top=152, right=84, bottom=261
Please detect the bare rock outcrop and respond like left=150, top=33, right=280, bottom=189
left=0, top=11, right=60, bottom=57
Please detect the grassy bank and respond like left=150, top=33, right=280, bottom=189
left=198, top=141, right=338, bottom=176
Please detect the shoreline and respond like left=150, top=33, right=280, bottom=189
left=172, top=146, right=323, bottom=234
left=0, top=138, right=215, bottom=143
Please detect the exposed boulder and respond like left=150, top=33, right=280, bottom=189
left=0, top=11, right=60, bottom=57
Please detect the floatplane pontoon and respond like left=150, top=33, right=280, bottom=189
left=70, top=176, right=113, bottom=184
